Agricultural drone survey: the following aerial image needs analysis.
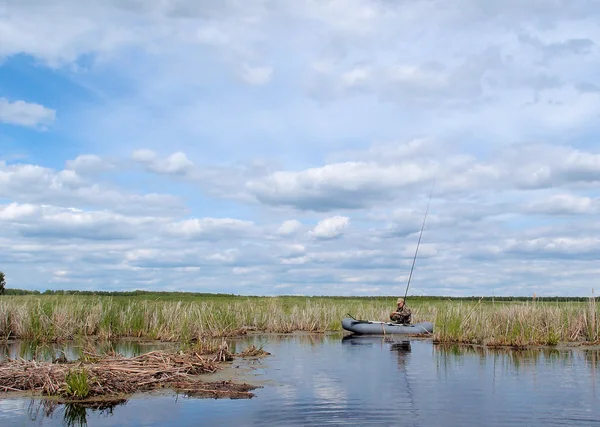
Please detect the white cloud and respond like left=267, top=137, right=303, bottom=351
left=131, top=149, right=156, bottom=163
left=341, top=67, right=370, bottom=87
left=4, top=141, right=600, bottom=295
left=247, top=161, right=434, bottom=210
left=0, top=203, right=38, bottom=221
left=66, top=155, right=112, bottom=174
left=3, top=0, right=600, bottom=296
left=280, top=244, right=306, bottom=258
left=1, top=203, right=160, bottom=240
left=240, top=64, right=273, bottom=85
left=0, top=161, right=185, bottom=216
left=166, top=218, right=256, bottom=240
left=310, top=216, right=350, bottom=240
left=0, top=98, right=56, bottom=128
left=243, top=142, right=600, bottom=211
left=277, top=220, right=303, bottom=236
left=131, top=150, right=194, bottom=175
left=503, top=236, right=600, bottom=258
left=196, top=26, right=230, bottom=45
left=132, top=150, right=195, bottom=176
left=527, top=194, right=598, bottom=215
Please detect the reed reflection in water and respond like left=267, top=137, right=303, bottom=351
left=2, top=335, right=600, bottom=427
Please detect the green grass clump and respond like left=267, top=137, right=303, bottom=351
left=63, top=368, right=90, bottom=399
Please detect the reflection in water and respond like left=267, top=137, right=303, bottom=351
left=434, top=343, right=599, bottom=373
left=2, top=336, right=600, bottom=426
left=584, top=349, right=599, bottom=399
left=341, top=335, right=419, bottom=426
left=0, top=340, right=182, bottom=362
left=390, top=340, right=418, bottom=427
left=1, top=335, right=332, bottom=363
left=27, top=398, right=127, bottom=427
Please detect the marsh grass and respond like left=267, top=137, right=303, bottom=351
left=63, top=368, right=90, bottom=399
left=0, top=295, right=397, bottom=342
left=0, top=294, right=598, bottom=346
left=433, top=296, right=599, bottom=347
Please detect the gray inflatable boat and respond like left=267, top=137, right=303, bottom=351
left=342, top=317, right=433, bottom=335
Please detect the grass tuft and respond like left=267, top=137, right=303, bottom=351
left=63, top=368, right=90, bottom=399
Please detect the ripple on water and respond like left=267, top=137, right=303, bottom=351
left=1, top=335, right=600, bottom=426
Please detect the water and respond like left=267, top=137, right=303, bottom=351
left=1, top=334, right=600, bottom=426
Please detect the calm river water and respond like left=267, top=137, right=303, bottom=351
left=1, top=334, right=599, bottom=426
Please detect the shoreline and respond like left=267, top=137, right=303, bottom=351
left=3, top=329, right=600, bottom=351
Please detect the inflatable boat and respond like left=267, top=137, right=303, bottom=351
left=341, top=317, right=433, bottom=335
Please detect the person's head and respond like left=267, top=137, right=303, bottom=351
left=397, top=298, right=405, bottom=308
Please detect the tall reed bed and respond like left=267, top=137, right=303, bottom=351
left=0, top=295, right=396, bottom=342
left=433, top=296, right=599, bottom=346
left=0, top=295, right=598, bottom=346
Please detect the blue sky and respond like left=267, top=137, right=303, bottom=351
left=1, top=0, right=600, bottom=296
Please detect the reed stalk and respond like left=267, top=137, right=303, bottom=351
left=1, top=295, right=598, bottom=346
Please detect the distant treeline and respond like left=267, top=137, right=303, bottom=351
left=2, top=289, right=237, bottom=297
left=1, top=288, right=595, bottom=301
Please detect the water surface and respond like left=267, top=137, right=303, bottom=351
left=1, top=334, right=599, bottom=426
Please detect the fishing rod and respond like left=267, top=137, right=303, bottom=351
left=403, top=179, right=436, bottom=304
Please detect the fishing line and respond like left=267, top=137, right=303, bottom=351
left=403, top=179, right=436, bottom=303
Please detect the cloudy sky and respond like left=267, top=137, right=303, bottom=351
left=1, top=0, right=600, bottom=297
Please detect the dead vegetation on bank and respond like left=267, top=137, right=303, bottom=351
left=0, top=342, right=265, bottom=401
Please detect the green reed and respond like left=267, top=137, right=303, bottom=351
left=0, top=294, right=598, bottom=346
left=433, top=296, right=599, bottom=347
left=63, top=368, right=90, bottom=399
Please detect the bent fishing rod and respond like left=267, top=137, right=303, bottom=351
left=403, top=179, right=436, bottom=304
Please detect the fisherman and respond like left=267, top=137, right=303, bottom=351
left=390, top=298, right=412, bottom=325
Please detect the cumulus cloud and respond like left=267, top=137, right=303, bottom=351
left=4, top=140, right=600, bottom=295
left=244, top=142, right=600, bottom=211
left=3, top=0, right=600, bottom=296
left=132, top=150, right=195, bottom=176
left=66, top=155, right=113, bottom=175
left=277, top=220, right=303, bottom=236
left=527, top=194, right=599, bottom=215
left=463, top=143, right=600, bottom=191
left=279, top=244, right=306, bottom=258
left=502, top=236, right=600, bottom=260
left=166, top=218, right=256, bottom=240
left=247, top=161, right=434, bottom=210
left=0, top=161, right=185, bottom=216
left=310, top=216, right=350, bottom=240
left=0, top=203, right=38, bottom=221
left=1, top=203, right=161, bottom=240
left=0, top=98, right=56, bottom=128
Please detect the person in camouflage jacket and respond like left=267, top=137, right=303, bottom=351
left=390, top=298, right=412, bottom=324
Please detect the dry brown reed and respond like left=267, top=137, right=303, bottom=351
left=237, top=344, right=271, bottom=358
left=0, top=348, right=260, bottom=400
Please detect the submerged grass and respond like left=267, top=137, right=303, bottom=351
left=0, top=294, right=598, bottom=346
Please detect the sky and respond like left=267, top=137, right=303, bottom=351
left=1, top=0, right=600, bottom=297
